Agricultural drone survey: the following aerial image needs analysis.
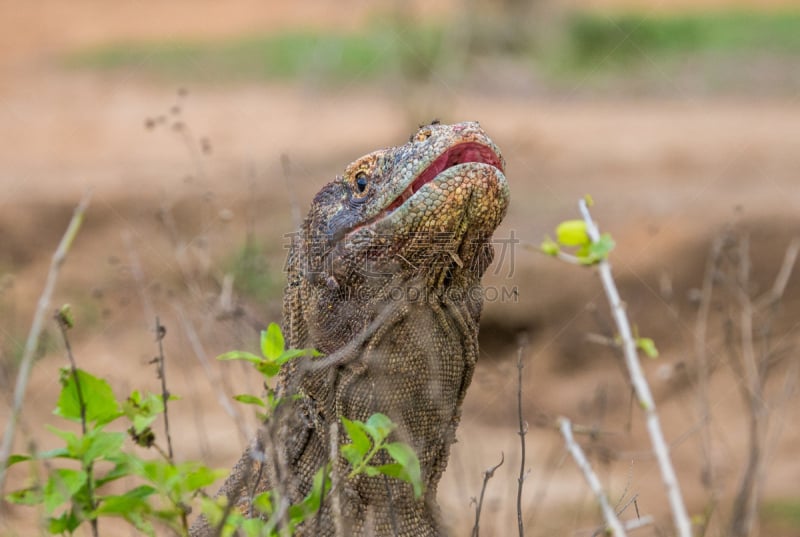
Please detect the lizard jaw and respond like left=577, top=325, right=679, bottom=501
left=383, top=142, right=504, bottom=214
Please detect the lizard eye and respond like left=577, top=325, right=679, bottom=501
left=415, top=128, right=432, bottom=142
left=354, top=172, right=369, bottom=195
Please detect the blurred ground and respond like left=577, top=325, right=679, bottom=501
left=1, top=1, right=799, bottom=536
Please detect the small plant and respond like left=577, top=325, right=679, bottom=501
left=5, top=312, right=222, bottom=536
left=220, top=322, right=423, bottom=495
left=341, top=413, right=423, bottom=498
left=217, top=322, right=320, bottom=418
left=6, top=318, right=425, bottom=536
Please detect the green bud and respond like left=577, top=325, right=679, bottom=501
left=556, top=220, right=590, bottom=247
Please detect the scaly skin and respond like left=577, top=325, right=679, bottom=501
left=191, top=121, right=509, bottom=537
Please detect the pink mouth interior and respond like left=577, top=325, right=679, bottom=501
left=383, top=142, right=503, bottom=213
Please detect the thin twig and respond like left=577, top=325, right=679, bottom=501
left=382, top=475, right=399, bottom=537
left=622, top=515, right=655, bottom=532
left=154, top=318, right=175, bottom=462
left=329, top=421, right=345, bottom=537
left=54, top=310, right=98, bottom=537
left=471, top=452, right=504, bottom=537
left=578, top=199, right=691, bottom=537
left=559, top=417, right=626, bottom=536
left=0, top=192, right=91, bottom=494
left=729, top=236, right=766, bottom=537
left=515, top=347, right=527, bottom=537
left=755, top=237, right=800, bottom=309
left=694, top=234, right=724, bottom=526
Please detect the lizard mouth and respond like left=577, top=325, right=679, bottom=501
left=383, top=142, right=504, bottom=214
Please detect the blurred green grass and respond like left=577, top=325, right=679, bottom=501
left=762, top=499, right=800, bottom=531
left=63, top=10, right=800, bottom=83
left=64, top=25, right=445, bottom=83
left=564, top=10, right=800, bottom=67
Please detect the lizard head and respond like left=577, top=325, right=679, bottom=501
left=299, top=121, right=509, bottom=290
left=285, top=121, right=509, bottom=351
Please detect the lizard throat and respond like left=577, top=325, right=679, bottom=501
left=384, top=141, right=503, bottom=215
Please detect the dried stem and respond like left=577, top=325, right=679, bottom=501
left=515, top=347, right=527, bottom=537
left=54, top=310, right=98, bottom=537
left=0, top=192, right=91, bottom=494
left=578, top=199, right=691, bottom=537
left=471, top=452, right=504, bottom=537
left=756, top=237, right=800, bottom=309
left=329, top=421, right=345, bottom=537
left=559, top=417, right=626, bottom=536
left=693, top=235, right=724, bottom=534
left=729, top=236, right=767, bottom=537
left=154, top=318, right=175, bottom=462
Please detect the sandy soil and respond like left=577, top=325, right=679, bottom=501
left=1, top=2, right=799, bottom=536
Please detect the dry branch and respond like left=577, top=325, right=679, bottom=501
left=471, top=452, right=504, bottom=537
left=0, top=192, right=92, bottom=495
left=559, top=417, right=626, bottom=536
left=578, top=199, right=692, bottom=537
left=515, top=347, right=528, bottom=537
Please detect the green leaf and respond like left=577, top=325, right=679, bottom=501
left=540, top=238, right=560, bottom=256
left=83, top=430, right=126, bottom=464
left=124, top=391, right=165, bottom=435
left=43, top=468, right=88, bottom=514
left=55, top=368, right=121, bottom=426
left=183, top=465, right=225, bottom=491
left=199, top=496, right=231, bottom=528
left=241, top=517, right=270, bottom=537
left=364, top=413, right=395, bottom=443
left=261, top=323, right=285, bottom=361
left=95, top=486, right=157, bottom=537
left=45, top=425, right=82, bottom=457
left=5, top=454, right=32, bottom=467
left=575, top=233, right=616, bottom=265
left=340, top=445, right=364, bottom=467
left=241, top=518, right=268, bottom=537
left=47, top=511, right=81, bottom=534
left=95, top=486, right=156, bottom=515
left=252, top=490, right=274, bottom=517
left=341, top=417, right=371, bottom=457
left=57, top=303, right=75, bottom=329
left=556, top=220, right=590, bottom=247
left=96, top=456, right=137, bottom=487
left=255, top=361, right=281, bottom=378
left=37, top=447, right=72, bottom=461
left=302, top=464, right=331, bottom=513
left=233, top=394, right=266, bottom=407
left=588, top=233, right=615, bottom=261
left=276, top=347, right=322, bottom=365
left=6, top=486, right=42, bottom=505
left=636, top=337, right=659, bottom=358
left=384, top=442, right=423, bottom=498
left=216, top=351, right=264, bottom=363
left=363, top=466, right=382, bottom=477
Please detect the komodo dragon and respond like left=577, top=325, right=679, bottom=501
left=191, top=121, right=509, bottom=536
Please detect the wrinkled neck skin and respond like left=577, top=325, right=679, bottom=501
left=281, top=223, right=487, bottom=537
left=287, top=223, right=491, bottom=358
